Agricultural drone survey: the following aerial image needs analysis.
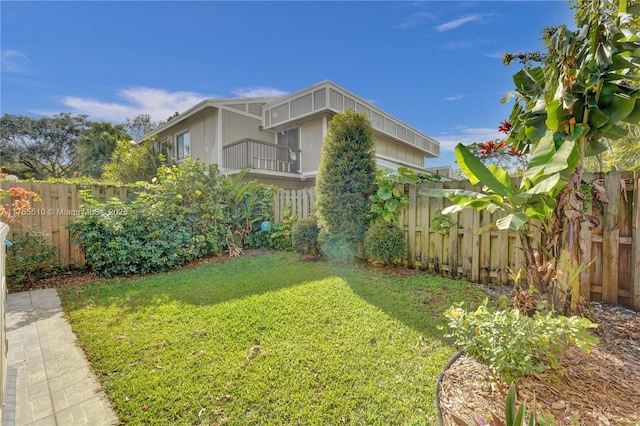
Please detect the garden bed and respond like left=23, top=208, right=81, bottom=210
left=439, top=294, right=640, bottom=425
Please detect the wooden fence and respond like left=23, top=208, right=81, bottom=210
left=1, top=182, right=134, bottom=268
left=273, top=188, right=316, bottom=221
left=274, top=171, right=640, bottom=311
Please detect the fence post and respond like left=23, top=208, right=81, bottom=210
left=602, top=172, right=621, bottom=304
left=633, top=175, right=640, bottom=311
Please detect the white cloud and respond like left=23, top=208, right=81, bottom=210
left=393, top=12, right=435, bottom=30
left=484, top=51, right=505, bottom=59
left=56, top=87, right=213, bottom=122
left=435, top=14, right=483, bottom=32
left=232, top=87, right=288, bottom=98
left=435, top=126, right=503, bottom=152
left=1, top=49, right=29, bottom=73
left=442, top=95, right=466, bottom=101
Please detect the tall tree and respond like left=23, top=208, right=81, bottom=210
left=0, top=113, right=89, bottom=179
left=124, top=114, right=158, bottom=140
left=315, top=110, right=376, bottom=261
left=78, top=121, right=131, bottom=178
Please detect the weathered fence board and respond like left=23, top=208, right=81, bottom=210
left=274, top=171, right=639, bottom=311
left=1, top=182, right=133, bottom=268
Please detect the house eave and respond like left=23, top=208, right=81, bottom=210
left=261, top=80, right=440, bottom=157
left=137, top=96, right=281, bottom=142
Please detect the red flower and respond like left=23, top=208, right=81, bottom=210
left=498, top=120, right=512, bottom=134
left=477, top=141, right=506, bottom=156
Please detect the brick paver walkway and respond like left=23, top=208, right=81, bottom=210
left=3, top=289, right=117, bottom=425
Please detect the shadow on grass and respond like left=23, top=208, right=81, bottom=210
left=59, top=252, right=486, bottom=344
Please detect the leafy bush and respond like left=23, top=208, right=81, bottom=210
left=364, top=221, right=406, bottom=265
left=221, top=172, right=276, bottom=249
left=6, top=231, right=59, bottom=288
left=69, top=160, right=277, bottom=277
left=266, top=202, right=296, bottom=251
left=291, top=217, right=320, bottom=257
left=69, top=161, right=227, bottom=276
left=370, top=167, right=440, bottom=225
left=315, top=110, right=376, bottom=261
left=443, top=299, right=599, bottom=383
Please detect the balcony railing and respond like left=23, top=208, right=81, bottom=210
left=223, top=138, right=301, bottom=174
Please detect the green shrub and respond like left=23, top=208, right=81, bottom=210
left=364, top=221, right=406, bottom=265
left=315, top=110, right=376, bottom=261
left=443, top=299, right=599, bottom=383
left=268, top=203, right=297, bottom=251
left=69, top=160, right=277, bottom=277
left=6, top=231, right=59, bottom=288
left=68, top=160, right=229, bottom=277
left=291, top=217, right=320, bottom=257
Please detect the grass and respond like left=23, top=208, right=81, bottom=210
left=58, top=252, right=486, bottom=425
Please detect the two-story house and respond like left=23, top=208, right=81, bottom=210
left=142, top=80, right=441, bottom=188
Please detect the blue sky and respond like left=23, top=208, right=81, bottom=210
left=1, top=1, right=575, bottom=170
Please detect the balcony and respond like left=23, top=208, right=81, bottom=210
left=223, top=138, right=301, bottom=174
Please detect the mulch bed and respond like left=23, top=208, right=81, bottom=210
left=439, top=287, right=640, bottom=426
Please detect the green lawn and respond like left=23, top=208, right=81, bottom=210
left=59, top=252, right=486, bottom=425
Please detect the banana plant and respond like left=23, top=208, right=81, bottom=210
left=425, top=0, right=639, bottom=313
left=421, top=132, right=578, bottom=295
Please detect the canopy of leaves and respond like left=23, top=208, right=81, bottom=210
left=0, top=113, right=90, bottom=179
left=78, top=121, right=131, bottom=178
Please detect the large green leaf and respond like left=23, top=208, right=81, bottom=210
left=600, top=123, right=629, bottom=140
left=542, top=139, right=577, bottom=176
left=522, top=131, right=556, bottom=182
left=455, top=144, right=515, bottom=198
left=545, top=99, right=569, bottom=132
left=585, top=140, right=609, bottom=156
left=487, top=164, right=511, bottom=191
left=524, top=115, right=547, bottom=141
left=600, top=92, right=637, bottom=123
left=526, top=173, right=562, bottom=195
left=588, top=107, right=610, bottom=129
left=496, top=212, right=529, bottom=230
left=513, top=68, right=541, bottom=93
left=622, top=99, right=640, bottom=123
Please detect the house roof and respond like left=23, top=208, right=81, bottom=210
left=139, top=96, right=279, bottom=141
left=262, top=80, right=439, bottom=157
left=139, top=80, right=440, bottom=158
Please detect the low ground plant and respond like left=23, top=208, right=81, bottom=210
left=291, top=217, right=320, bottom=257
left=364, top=221, right=406, bottom=265
left=443, top=299, right=599, bottom=383
left=6, top=231, right=59, bottom=289
left=59, top=252, right=486, bottom=424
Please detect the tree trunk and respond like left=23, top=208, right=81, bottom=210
left=552, top=166, right=588, bottom=314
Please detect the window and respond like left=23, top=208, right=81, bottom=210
left=277, top=127, right=300, bottom=173
left=176, top=131, right=190, bottom=160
